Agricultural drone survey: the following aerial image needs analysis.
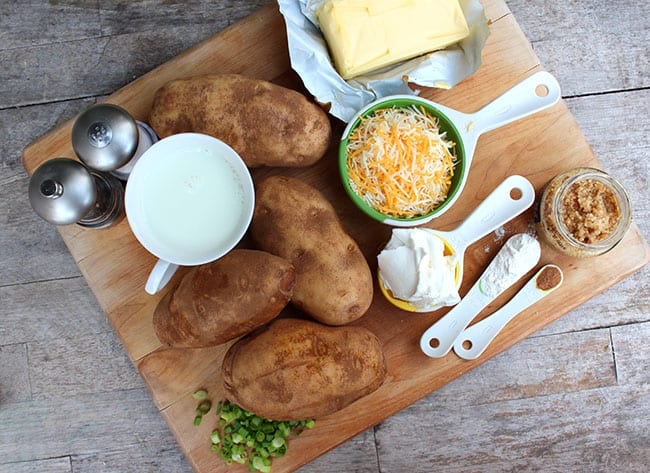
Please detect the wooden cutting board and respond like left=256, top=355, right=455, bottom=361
left=22, top=1, right=650, bottom=472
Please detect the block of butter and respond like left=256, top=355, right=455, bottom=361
left=317, top=0, right=470, bottom=80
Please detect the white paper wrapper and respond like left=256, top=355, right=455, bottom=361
left=277, top=0, right=491, bottom=122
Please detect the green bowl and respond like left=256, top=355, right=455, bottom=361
left=339, top=95, right=467, bottom=227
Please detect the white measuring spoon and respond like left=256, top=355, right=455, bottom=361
left=453, top=264, right=564, bottom=360
left=420, top=233, right=541, bottom=358
left=379, top=175, right=536, bottom=312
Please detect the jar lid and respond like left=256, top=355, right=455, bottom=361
left=28, top=158, right=97, bottom=225
left=72, top=103, right=139, bottom=171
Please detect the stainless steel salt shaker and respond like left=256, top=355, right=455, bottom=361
left=29, top=158, right=124, bottom=229
left=72, top=103, right=157, bottom=180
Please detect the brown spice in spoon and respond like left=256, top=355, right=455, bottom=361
left=536, top=265, right=562, bottom=291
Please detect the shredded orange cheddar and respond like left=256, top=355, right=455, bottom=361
left=346, top=105, right=457, bottom=218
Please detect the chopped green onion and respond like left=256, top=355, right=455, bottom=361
left=197, top=400, right=212, bottom=414
left=220, top=410, right=238, bottom=423
left=206, top=400, right=315, bottom=472
left=252, top=455, right=272, bottom=473
left=270, top=445, right=287, bottom=458
left=192, top=389, right=213, bottom=427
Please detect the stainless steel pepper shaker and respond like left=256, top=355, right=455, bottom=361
left=28, top=158, right=124, bottom=229
left=71, top=103, right=157, bottom=180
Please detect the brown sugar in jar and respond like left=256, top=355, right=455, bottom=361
left=536, top=168, right=631, bottom=258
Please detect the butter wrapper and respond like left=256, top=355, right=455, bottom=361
left=277, top=0, right=490, bottom=122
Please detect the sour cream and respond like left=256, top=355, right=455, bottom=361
left=378, top=228, right=460, bottom=310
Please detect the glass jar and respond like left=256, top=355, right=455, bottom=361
left=535, top=167, right=631, bottom=258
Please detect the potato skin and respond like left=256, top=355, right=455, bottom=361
left=251, top=176, right=373, bottom=325
left=153, top=249, right=295, bottom=348
left=149, top=74, right=331, bottom=168
left=222, top=318, right=387, bottom=420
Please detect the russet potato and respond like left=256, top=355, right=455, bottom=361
left=153, top=249, right=295, bottom=348
left=221, top=318, right=387, bottom=420
left=251, top=175, right=374, bottom=325
left=149, top=74, right=331, bottom=168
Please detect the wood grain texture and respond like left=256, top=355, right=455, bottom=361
left=507, top=0, right=650, bottom=96
left=377, top=385, right=650, bottom=473
left=0, top=343, right=30, bottom=404
left=1, top=457, right=72, bottom=473
left=0, top=278, right=110, bottom=345
left=1, top=1, right=649, bottom=472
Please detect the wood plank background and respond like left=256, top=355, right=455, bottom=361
left=1, top=1, right=648, bottom=472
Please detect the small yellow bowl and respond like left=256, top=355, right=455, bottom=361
left=377, top=237, right=461, bottom=313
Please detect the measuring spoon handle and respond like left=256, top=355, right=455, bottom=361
left=468, top=71, right=561, bottom=137
left=420, top=233, right=541, bottom=358
left=420, top=285, right=490, bottom=358
left=450, top=175, right=535, bottom=250
left=453, top=264, right=563, bottom=360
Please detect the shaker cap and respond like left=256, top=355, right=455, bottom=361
left=72, top=103, right=138, bottom=171
left=29, top=158, right=97, bottom=225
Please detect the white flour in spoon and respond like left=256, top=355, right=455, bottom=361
left=479, top=233, right=541, bottom=297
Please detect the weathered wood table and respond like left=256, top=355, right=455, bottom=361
left=1, top=1, right=649, bottom=472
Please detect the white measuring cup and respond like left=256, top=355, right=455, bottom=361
left=379, top=175, right=536, bottom=312
left=125, top=133, right=255, bottom=295
left=340, top=71, right=561, bottom=226
left=420, top=233, right=541, bottom=358
left=453, top=264, right=563, bottom=360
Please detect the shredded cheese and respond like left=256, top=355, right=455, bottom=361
left=346, top=105, right=458, bottom=219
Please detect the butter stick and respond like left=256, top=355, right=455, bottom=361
left=317, top=0, right=470, bottom=80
